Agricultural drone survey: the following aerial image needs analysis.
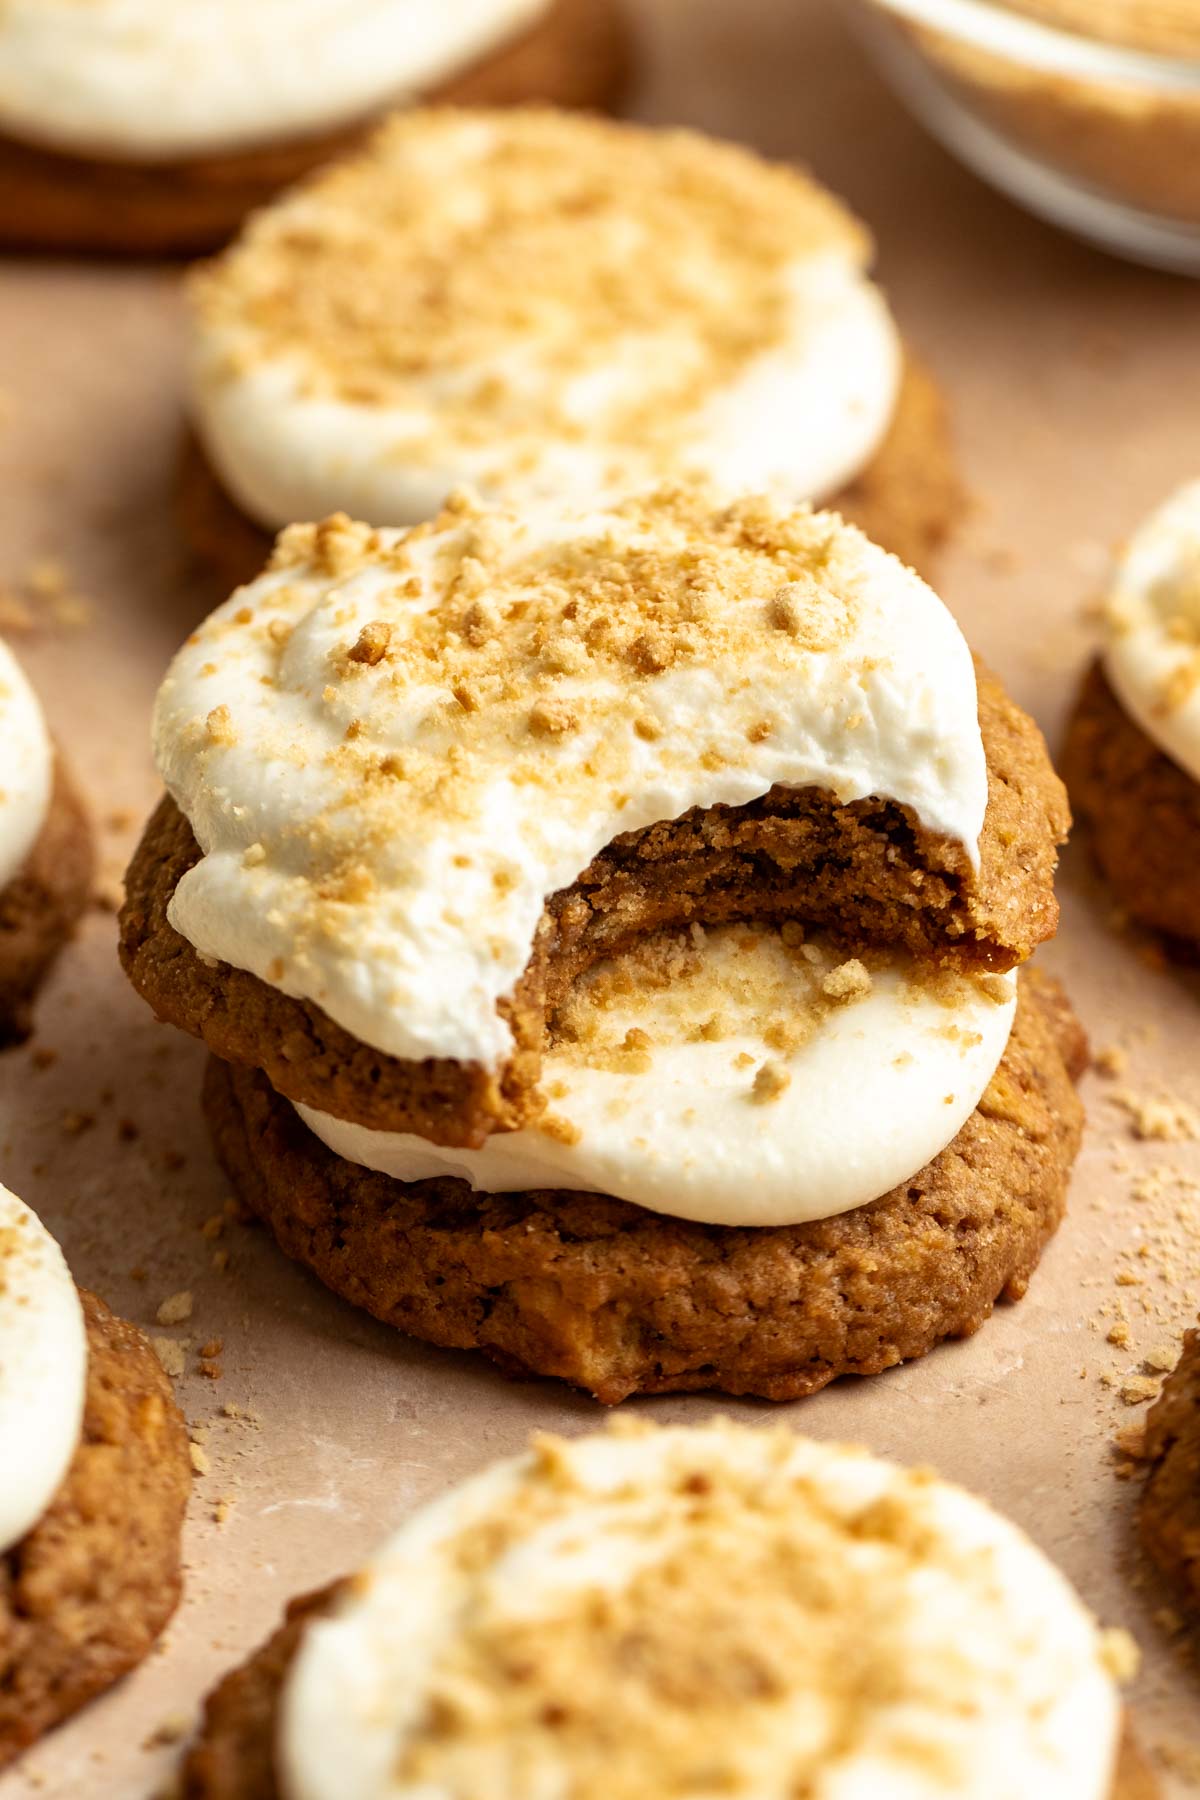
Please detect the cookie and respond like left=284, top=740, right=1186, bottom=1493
left=0, top=760, right=93, bottom=1047
left=0, top=1222, right=190, bottom=1771
left=120, top=492, right=1068, bottom=1146
left=1139, top=1325, right=1200, bottom=1613
left=181, top=110, right=960, bottom=569
left=180, top=357, right=961, bottom=594
left=1064, top=660, right=1200, bottom=950
left=0, top=0, right=630, bottom=255
left=182, top=1422, right=1131, bottom=1800
left=202, top=965, right=1084, bottom=1403
left=0, top=635, right=93, bottom=1045
left=1063, top=481, right=1200, bottom=952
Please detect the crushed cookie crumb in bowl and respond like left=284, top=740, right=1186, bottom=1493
left=851, top=0, right=1200, bottom=272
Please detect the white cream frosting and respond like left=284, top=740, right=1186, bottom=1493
left=1103, top=478, right=1200, bottom=785
left=298, top=926, right=1017, bottom=1226
left=0, top=1, right=550, bottom=160
left=0, top=635, right=53, bottom=891
left=188, top=113, right=902, bottom=532
left=153, top=493, right=989, bottom=1077
left=278, top=1421, right=1123, bottom=1800
left=0, top=1184, right=88, bottom=1556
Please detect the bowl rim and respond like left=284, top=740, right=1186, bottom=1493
left=858, top=0, right=1200, bottom=88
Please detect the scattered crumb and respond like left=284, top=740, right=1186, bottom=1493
left=1093, top=1043, right=1128, bottom=1079
left=188, top=1442, right=211, bottom=1477
left=142, top=1714, right=190, bottom=1750
left=1114, top=1422, right=1148, bottom=1460
left=1119, top=1376, right=1161, bottom=1406
left=1110, top=1089, right=1200, bottom=1142
left=151, top=1338, right=186, bottom=1380
left=1098, top=1628, right=1140, bottom=1683
left=156, top=1290, right=194, bottom=1327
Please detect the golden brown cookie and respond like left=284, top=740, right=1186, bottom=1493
left=1140, top=1325, right=1200, bottom=1613
left=178, top=358, right=962, bottom=595
left=0, top=1288, right=191, bottom=1770
left=121, top=661, right=1067, bottom=1146
left=0, top=0, right=630, bottom=255
left=0, top=756, right=93, bottom=1048
left=200, top=966, right=1084, bottom=1404
left=1062, top=659, right=1200, bottom=952
left=182, top=1566, right=1152, bottom=1800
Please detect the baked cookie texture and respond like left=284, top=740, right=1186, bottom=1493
left=0, top=1288, right=190, bottom=1770
left=0, top=758, right=93, bottom=1048
left=119, top=663, right=1068, bottom=1146
left=181, top=1574, right=1152, bottom=1800
left=1140, top=1325, right=1200, bottom=1613
left=1063, top=659, right=1200, bottom=950
left=0, top=0, right=630, bottom=255
left=179, top=359, right=962, bottom=594
left=202, top=967, right=1085, bottom=1404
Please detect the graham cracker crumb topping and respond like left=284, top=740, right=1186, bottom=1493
left=382, top=1422, right=1110, bottom=1797
left=193, top=109, right=868, bottom=484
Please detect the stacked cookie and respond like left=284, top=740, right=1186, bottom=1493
left=121, top=485, right=1077, bottom=1401
left=0, top=635, right=92, bottom=1044
left=1066, top=479, right=1200, bottom=952
left=0, top=1183, right=190, bottom=1769
left=184, top=1418, right=1136, bottom=1800
left=181, top=108, right=960, bottom=585
left=0, top=1, right=628, bottom=252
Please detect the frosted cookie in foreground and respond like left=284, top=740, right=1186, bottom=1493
left=1139, top=1324, right=1200, bottom=1614
left=0, top=636, right=93, bottom=1045
left=0, top=1183, right=190, bottom=1769
left=120, top=489, right=1079, bottom=1400
left=181, top=109, right=961, bottom=586
left=1063, top=480, right=1200, bottom=953
left=0, top=1, right=628, bottom=255
left=182, top=1420, right=1151, bottom=1800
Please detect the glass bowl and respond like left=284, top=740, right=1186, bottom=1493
left=851, top=0, right=1200, bottom=273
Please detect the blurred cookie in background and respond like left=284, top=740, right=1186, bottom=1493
left=1063, top=480, right=1200, bottom=954
left=180, top=108, right=961, bottom=586
left=0, top=635, right=92, bottom=1047
left=0, top=0, right=630, bottom=254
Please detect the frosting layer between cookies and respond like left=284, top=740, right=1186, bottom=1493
left=0, top=1, right=550, bottom=160
left=0, top=1184, right=87, bottom=1555
left=297, top=926, right=1017, bottom=1225
left=154, top=491, right=989, bottom=1073
left=189, top=112, right=901, bottom=529
left=279, top=1421, right=1122, bottom=1800
left=1103, top=478, right=1200, bottom=785
left=0, top=636, right=53, bottom=891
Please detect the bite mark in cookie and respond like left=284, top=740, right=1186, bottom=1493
left=123, top=492, right=1066, bottom=1144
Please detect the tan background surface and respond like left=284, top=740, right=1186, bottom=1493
left=1, top=1, right=1198, bottom=1793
